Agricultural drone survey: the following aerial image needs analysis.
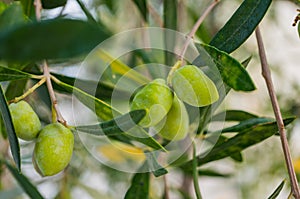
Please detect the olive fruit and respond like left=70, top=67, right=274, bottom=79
left=130, top=79, right=173, bottom=127
left=33, top=123, right=74, bottom=176
left=171, top=65, right=219, bottom=107
left=9, top=101, right=41, bottom=141
left=154, top=94, right=189, bottom=141
left=41, top=0, right=67, bottom=9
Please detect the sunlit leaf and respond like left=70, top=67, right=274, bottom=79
left=199, top=43, right=256, bottom=91
left=75, top=110, right=146, bottom=136
left=2, top=161, right=43, bottom=199
left=0, top=86, right=20, bottom=170
left=267, top=180, right=285, bottom=199
left=0, top=66, right=32, bottom=82
left=0, top=19, right=109, bottom=61
left=210, top=0, right=272, bottom=53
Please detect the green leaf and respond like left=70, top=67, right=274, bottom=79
left=52, top=77, right=165, bottom=151
left=0, top=19, right=109, bottom=61
left=0, top=86, right=20, bottom=170
left=75, top=110, right=146, bottom=136
left=0, top=66, right=32, bottom=82
left=230, top=152, right=243, bottom=162
left=183, top=117, right=295, bottom=168
left=0, top=114, right=7, bottom=139
left=132, top=0, right=148, bottom=21
left=125, top=169, right=150, bottom=199
left=145, top=151, right=168, bottom=177
left=210, top=0, right=272, bottom=53
left=5, top=79, right=29, bottom=101
left=0, top=2, right=27, bottom=31
left=212, top=110, right=258, bottom=121
left=52, top=72, right=130, bottom=100
left=20, top=0, right=35, bottom=19
left=298, top=22, right=300, bottom=38
left=198, top=169, right=231, bottom=178
left=2, top=161, right=44, bottom=199
left=163, top=0, right=177, bottom=66
left=75, top=0, right=97, bottom=23
left=267, top=180, right=285, bottom=199
left=220, top=117, right=273, bottom=133
left=192, top=142, right=202, bottom=199
left=200, top=43, right=256, bottom=91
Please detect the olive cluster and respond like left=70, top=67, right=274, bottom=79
left=131, top=65, right=219, bottom=141
left=9, top=101, right=74, bottom=176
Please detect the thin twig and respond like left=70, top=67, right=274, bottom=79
left=192, top=141, right=202, bottom=199
left=43, top=61, right=66, bottom=125
left=178, top=0, right=219, bottom=64
left=255, top=26, right=300, bottom=199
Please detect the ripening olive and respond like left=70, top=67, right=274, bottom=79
left=130, top=79, right=173, bottom=127
left=33, top=123, right=74, bottom=176
left=9, top=101, right=41, bottom=141
left=171, top=65, right=219, bottom=107
left=41, top=0, right=67, bottom=9
left=154, top=94, right=189, bottom=141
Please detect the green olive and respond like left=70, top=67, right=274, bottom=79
left=154, top=94, right=189, bottom=141
left=171, top=65, right=219, bottom=107
left=130, top=79, right=173, bottom=127
left=33, top=123, right=74, bottom=176
left=9, top=101, right=41, bottom=141
left=41, top=0, right=67, bottom=9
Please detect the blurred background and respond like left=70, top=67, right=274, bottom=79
left=0, top=0, right=300, bottom=198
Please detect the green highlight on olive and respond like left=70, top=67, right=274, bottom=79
left=171, top=65, right=219, bottom=107
left=9, top=100, right=41, bottom=141
left=130, top=78, right=173, bottom=127
left=33, top=123, right=74, bottom=177
left=154, top=94, right=189, bottom=141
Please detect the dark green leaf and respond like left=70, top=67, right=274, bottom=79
left=210, top=0, right=272, bottom=53
left=20, top=0, right=35, bottom=19
left=212, top=110, right=258, bottom=121
left=52, top=77, right=165, bottom=151
left=163, top=0, right=177, bottom=65
left=298, top=22, right=300, bottom=38
left=52, top=72, right=130, bottom=100
left=0, top=86, right=20, bottom=171
left=145, top=151, right=168, bottom=177
left=200, top=43, right=256, bottom=91
left=183, top=117, right=295, bottom=168
left=41, top=0, right=66, bottom=9
left=75, top=0, right=97, bottom=23
left=198, top=169, right=231, bottom=178
left=230, top=152, right=243, bottom=162
left=75, top=110, right=146, bottom=136
left=5, top=79, right=28, bottom=101
left=267, top=180, right=285, bottom=199
left=2, top=161, right=44, bottom=199
left=125, top=169, right=150, bottom=199
left=0, top=19, right=109, bottom=61
left=192, top=142, right=202, bottom=199
left=0, top=2, right=27, bottom=30
left=132, top=0, right=148, bottom=21
left=0, top=114, right=7, bottom=139
left=0, top=66, right=32, bottom=82
left=220, top=117, right=273, bottom=133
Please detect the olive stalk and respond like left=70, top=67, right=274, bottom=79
left=255, top=26, right=300, bottom=199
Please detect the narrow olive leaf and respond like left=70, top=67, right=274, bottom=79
left=124, top=170, right=150, bottom=199
left=132, top=0, right=148, bottom=21
left=52, top=77, right=165, bottom=151
left=0, top=66, right=32, bottom=82
left=198, top=169, right=231, bottom=178
left=230, top=152, right=243, bottom=162
left=95, top=50, right=150, bottom=85
left=145, top=152, right=168, bottom=177
left=163, top=0, right=177, bottom=66
left=209, top=0, right=272, bottom=53
left=0, top=19, right=109, bottom=61
left=2, top=161, right=44, bottom=199
left=195, top=117, right=295, bottom=166
left=20, top=0, right=35, bottom=19
left=75, top=110, right=146, bottom=136
left=182, top=117, right=295, bottom=169
left=192, top=142, right=202, bottom=199
left=220, top=117, right=273, bottom=133
left=267, top=180, right=285, bottom=199
left=0, top=2, right=27, bottom=30
left=5, top=79, right=28, bottom=101
left=0, top=86, right=20, bottom=170
left=298, top=22, right=300, bottom=38
left=200, top=43, right=256, bottom=91
left=0, top=114, right=7, bottom=139
left=52, top=72, right=131, bottom=100
left=75, top=0, right=97, bottom=23
left=212, top=110, right=258, bottom=122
